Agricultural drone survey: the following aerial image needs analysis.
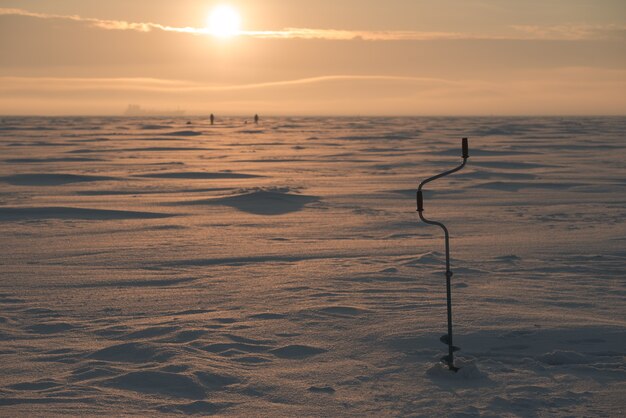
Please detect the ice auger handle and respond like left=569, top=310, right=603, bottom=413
left=417, top=190, right=424, bottom=212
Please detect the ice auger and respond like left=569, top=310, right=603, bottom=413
left=416, top=138, right=469, bottom=371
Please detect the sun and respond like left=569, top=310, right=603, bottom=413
left=208, top=5, right=241, bottom=38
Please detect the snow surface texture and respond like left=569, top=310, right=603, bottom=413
left=0, top=116, right=625, bottom=417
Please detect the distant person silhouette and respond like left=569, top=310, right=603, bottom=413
left=254, top=114, right=259, bottom=124
left=210, top=114, right=215, bottom=125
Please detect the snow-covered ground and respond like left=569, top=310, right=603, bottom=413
left=0, top=116, right=624, bottom=416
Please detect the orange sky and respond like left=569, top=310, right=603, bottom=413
left=1, top=0, right=625, bottom=115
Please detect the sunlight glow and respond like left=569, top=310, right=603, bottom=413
left=208, top=5, right=241, bottom=38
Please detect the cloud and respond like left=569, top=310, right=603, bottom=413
left=0, top=7, right=467, bottom=39
left=241, top=29, right=488, bottom=41
left=0, top=75, right=463, bottom=94
left=2, top=7, right=624, bottom=41
left=0, top=8, right=208, bottom=35
left=511, top=24, right=626, bottom=41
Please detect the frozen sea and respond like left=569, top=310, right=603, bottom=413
left=0, top=116, right=625, bottom=416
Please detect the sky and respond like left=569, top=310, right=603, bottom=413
left=0, top=0, right=625, bottom=116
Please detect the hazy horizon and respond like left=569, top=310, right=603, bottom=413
left=2, top=112, right=625, bottom=118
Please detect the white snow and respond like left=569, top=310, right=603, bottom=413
left=0, top=116, right=624, bottom=416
